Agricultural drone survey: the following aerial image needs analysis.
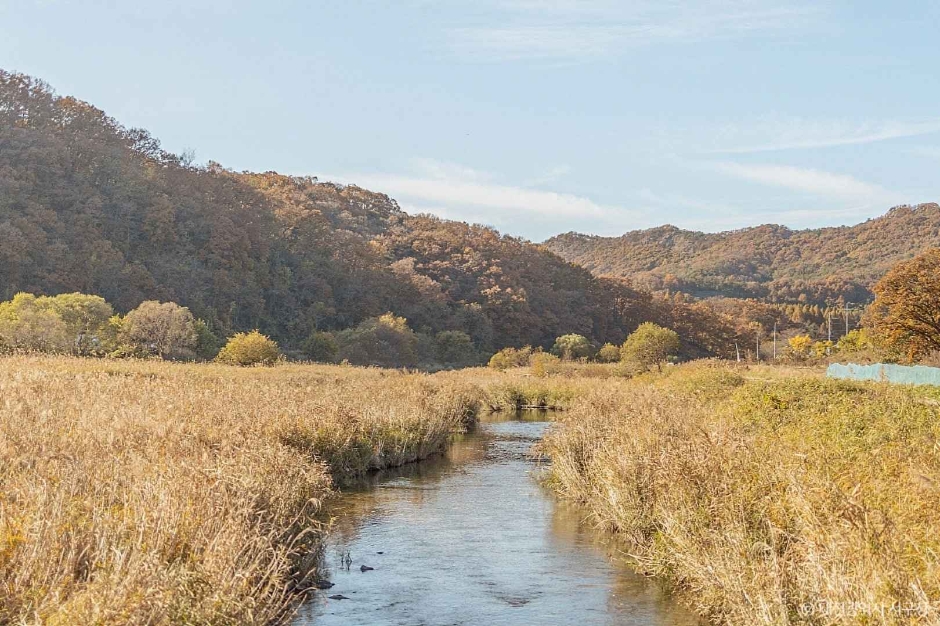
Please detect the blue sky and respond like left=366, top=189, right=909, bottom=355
left=2, top=1, right=939, bottom=240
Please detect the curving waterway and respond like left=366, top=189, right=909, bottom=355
left=294, top=412, right=701, bottom=626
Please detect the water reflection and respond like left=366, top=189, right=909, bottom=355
left=294, top=412, right=700, bottom=626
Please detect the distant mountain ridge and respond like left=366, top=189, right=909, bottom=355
left=0, top=69, right=743, bottom=358
left=544, top=204, right=940, bottom=304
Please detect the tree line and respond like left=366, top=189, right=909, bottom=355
left=696, top=247, right=940, bottom=365
left=0, top=70, right=747, bottom=363
left=545, top=206, right=940, bottom=307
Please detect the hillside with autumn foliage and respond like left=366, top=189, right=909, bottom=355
left=0, top=70, right=746, bottom=360
left=545, top=205, right=940, bottom=305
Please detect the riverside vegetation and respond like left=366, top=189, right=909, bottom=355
left=0, top=356, right=481, bottom=625
left=3, top=354, right=939, bottom=625
left=544, top=362, right=940, bottom=625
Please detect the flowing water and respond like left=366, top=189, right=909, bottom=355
left=293, top=412, right=701, bottom=626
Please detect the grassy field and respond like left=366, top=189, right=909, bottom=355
left=3, top=356, right=937, bottom=625
left=0, top=356, right=480, bottom=625
left=543, top=362, right=940, bottom=625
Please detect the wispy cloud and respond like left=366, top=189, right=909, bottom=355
left=709, top=161, right=893, bottom=201
left=446, top=1, right=821, bottom=62
left=351, top=173, right=611, bottom=218
left=325, top=159, right=641, bottom=234
left=635, top=184, right=876, bottom=230
left=707, top=116, right=940, bottom=153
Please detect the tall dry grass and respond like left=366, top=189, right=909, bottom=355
left=0, top=356, right=479, bottom=625
left=543, top=362, right=940, bottom=625
left=435, top=363, right=632, bottom=411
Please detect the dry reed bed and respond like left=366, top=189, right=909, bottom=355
left=0, top=356, right=479, bottom=625
left=543, top=363, right=940, bottom=625
left=435, top=364, right=623, bottom=411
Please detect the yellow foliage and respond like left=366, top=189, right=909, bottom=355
left=787, top=334, right=813, bottom=358
left=216, top=330, right=280, bottom=366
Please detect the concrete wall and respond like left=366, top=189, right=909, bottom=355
left=827, top=362, right=940, bottom=387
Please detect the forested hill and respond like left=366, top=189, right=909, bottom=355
left=545, top=204, right=940, bottom=305
left=0, top=70, right=739, bottom=357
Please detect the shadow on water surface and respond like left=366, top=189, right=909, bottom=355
left=295, top=410, right=701, bottom=626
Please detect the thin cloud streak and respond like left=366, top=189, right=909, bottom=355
left=346, top=173, right=613, bottom=219
left=324, top=159, right=637, bottom=227
left=710, top=161, right=893, bottom=201
left=446, top=1, right=821, bottom=62
left=708, top=117, right=940, bottom=154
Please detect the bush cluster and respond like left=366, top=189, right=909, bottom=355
left=487, top=324, right=682, bottom=373
left=216, top=331, right=280, bottom=367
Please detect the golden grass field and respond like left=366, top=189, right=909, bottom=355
left=543, top=362, right=940, bottom=625
left=0, top=356, right=480, bottom=625
left=2, top=356, right=938, bottom=625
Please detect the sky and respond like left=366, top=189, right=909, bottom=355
left=2, top=1, right=939, bottom=241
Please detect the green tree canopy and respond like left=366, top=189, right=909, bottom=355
left=336, top=313, right=418, bottom=367
left=41, top=293, right=114, bottom=354
left=551, top=334, right=593, bottom=361
left=435, top=330, right=477, bottom=366
left=0, top=293, right=70, bottom=352
left=303, top=331, right=339, bottom=363
left=620, top=323, right=680, bottom=370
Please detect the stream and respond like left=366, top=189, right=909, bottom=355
left=293, top=412, right=701, bottom=626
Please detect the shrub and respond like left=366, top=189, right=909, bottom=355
left=335, top=313, right=418, bottom=368
left=487, top=345, right=533, bottom=370
left=787, top=334, right=813, bottom=360
left=303, top=331, right=338, bottom=363
left=836, top=328, right=875, bottom=353
left=620, top=322, right=680, bottom=370
left=595, top=342, right=621, bottom=363
left=530, top=351, right=561, bottom=377
left=551, top=334, right=593, bottom=361
left=217, top=331, right=280, bottom=366
left=812, top=340, right=833, bottom=358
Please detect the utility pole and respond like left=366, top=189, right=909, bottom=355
left=735, top=342, right=741, bottom=363
left=756, top=330, right=760, bottom=362
left=844, top=304, right=850, bottom=338
left=773, top=322, right=777, bottom=360
left=827, top=310, right=833, bottom=355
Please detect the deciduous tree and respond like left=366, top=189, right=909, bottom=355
left=866, top=249, right=940, bottom=360
left=551, top=334, right=593, bottom=361
left=121, top=301, right=198, bottom=359
left=620, top=323, right=680, bottom=371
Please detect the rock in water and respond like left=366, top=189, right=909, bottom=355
left=328, top=594, right=350, bottom=600
left=360, top=565, right=374, bottom=572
